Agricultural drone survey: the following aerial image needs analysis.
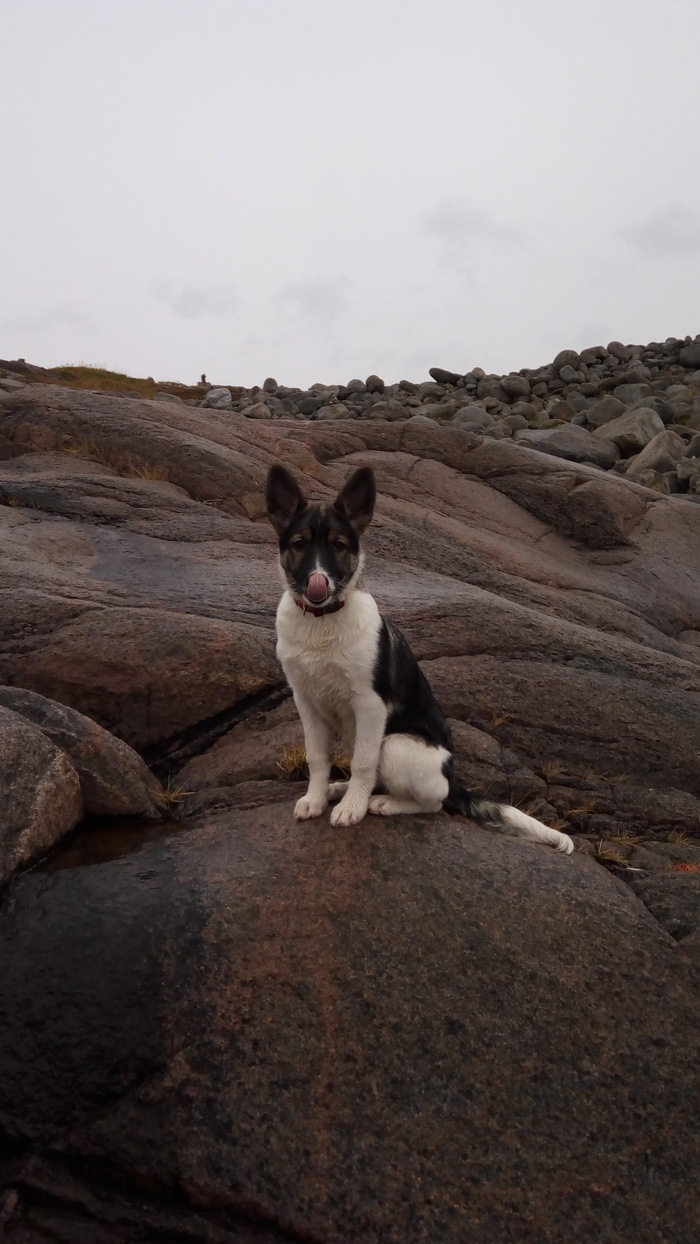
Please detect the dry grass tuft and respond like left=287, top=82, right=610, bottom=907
left=668, top=829, right=691, bottom=845
left=163, top=778, right=194, bottom=807
left=538, top=758, right=567, bottom=780
left=277, top=745, right=308, bottom=780
left=277, top=746, right=352, bottom=781
left=673, top=862, right=700, bottom=873
left=61, top=439, right=169, bottom=481
left=591, top=839, right=629, bottom=866
left=489, top=712, right=512, bottom=729
left=565, top=799, right=599, bottom=816
left=46, top=365, right=203, bottom=401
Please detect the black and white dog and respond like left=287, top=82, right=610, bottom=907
left=266, top=463, right=573, bottom=854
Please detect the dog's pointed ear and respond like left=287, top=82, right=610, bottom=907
left=333, top=467, right=376, bottom=535
left=266, top=465, right=308, bottom=536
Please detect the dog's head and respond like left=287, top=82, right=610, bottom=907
left=266, top=465, right=376, bottom=608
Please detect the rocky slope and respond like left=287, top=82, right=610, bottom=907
left=4, top=333, right=700, bottom=498
left=0, top=349, right=699, bottom=1242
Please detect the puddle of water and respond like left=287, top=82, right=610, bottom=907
left=34, top=816, right=187, bottom=873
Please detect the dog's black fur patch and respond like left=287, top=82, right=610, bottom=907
left=372, top=617, right=480, bottom=816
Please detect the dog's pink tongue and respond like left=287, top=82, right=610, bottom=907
left=307, top=573, right=329, bottom=603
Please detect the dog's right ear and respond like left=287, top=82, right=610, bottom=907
left=266, top=465, right=308, bottom=536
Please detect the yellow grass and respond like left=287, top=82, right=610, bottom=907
left=277, top=746, right=352, bottom=781
left=61, top=439, right=169, bottom=481
left=163, top=778, right=194, bottom=807
left=538, top=758, right=567, bottom=780
left=45, top=364, right=204, bottom=401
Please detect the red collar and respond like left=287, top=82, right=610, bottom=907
left=294, top=597, right=346, bottom=618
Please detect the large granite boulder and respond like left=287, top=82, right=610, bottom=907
left=1, top=806, right=699, bottom=1243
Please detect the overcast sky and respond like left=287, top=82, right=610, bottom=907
left=2, top=0, right=699, bottom=387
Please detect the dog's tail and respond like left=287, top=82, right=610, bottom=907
left=445, top=780, right=574, bottom=854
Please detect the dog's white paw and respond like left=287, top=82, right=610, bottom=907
left=368, top=794, right=395, bottom=816
left=330, top=795, right=368, bottom=827
left=294, top=794, right=327, bottom=820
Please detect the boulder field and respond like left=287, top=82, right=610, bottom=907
left=0, top=364, right=699, bottom=1243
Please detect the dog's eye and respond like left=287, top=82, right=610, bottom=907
left=333, top=540, right=348, bottom=552
left=289, top=538, right=305, bottom=551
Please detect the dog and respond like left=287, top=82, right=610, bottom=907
left=266, top=463, right=573, bottom=854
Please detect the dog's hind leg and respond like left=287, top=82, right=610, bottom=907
left=373, top=734, right=450, bottom=816
left=327, top=781, right=349, bottom=802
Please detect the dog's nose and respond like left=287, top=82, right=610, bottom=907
left=307, top=573, right=329, bottom=603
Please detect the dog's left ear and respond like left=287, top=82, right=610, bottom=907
left=333, top=467, right=376, bottom=535
left=266, top=465, right=308, bottom=536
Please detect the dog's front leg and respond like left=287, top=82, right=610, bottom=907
left=294, top=695, right=331, bottom=820
left=330, top=693, right=387, bottom=827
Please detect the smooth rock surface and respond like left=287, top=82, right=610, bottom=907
left=514, top=423, right=620, bottom=468
left=1, top=807, right=699, bottom=1243
left=0, top=705, right=83, bottom=884
left=0, top=686, right=166, bottom=818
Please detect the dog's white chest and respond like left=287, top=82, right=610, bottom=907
left=276, top=590, right=382, bottom=726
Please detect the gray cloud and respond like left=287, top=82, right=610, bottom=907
left=278, top=275, right=350, bottom=327
left=421, top=199, right=521, bottom=265
left=620, top=205, right=700, bottom=258
left=1, top=303, right=91, bottom=334
left=151, top=280, right=239, bottom=318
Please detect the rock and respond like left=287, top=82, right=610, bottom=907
left=0, top=705, right=83, bottom=885
left=405, top=414, right=435, bottom=426
left=579, top=347, right=606, bottom=365
left=0, top=604, right=280, bottom=750
left=625, top=872, right=700, bottom=945
left=593, top=408, right=665, bottom=455
left=559, top=365, right=584, bottom=384
left=514, top=424, right=620, bottom=469
left=630, top=394, right=674, bottom=424
left=509, top=401, right=538, bottom=420
left=241, top=401, right=272, bottom=420
left=626, top=430, right=687, bottom=480
left=154, top=392, right=182, bottom=403
left=477, top=378, right=509, bottom=403
left=345, top=378, right=366, bottom=394
left=500, top=374, right=531, bottom=398
left=501, top=413, right=529, bottom=431
left=677, top=458, right=700, bottom=486
left=684, top=433, right=700, bottom=458
left=679, top=341, right=700, bottom=368
left=200, top=386, right=233, bottom=409
left=0, top=687, right=166, bottom=818
left=614, top=382, right=653, bottom=406
left=450, top=407, right=493, bottom=429
left=551, top=349, right=580, bottom=375
left=262, top=377, right=278, bottom=393
left=179, top=699, right=302, bottom=790
left=429, top=367, right=462, bottom=386
left=297, top=394, right=323, bottom=416
left=0, top=377, right=26, bottom=391
left=607, top=341, right=633, bottom=363
left=316, top=403, right=350, bottom=420
left=365, top=374, right=385, bottom=394
left=634, top=469, right=673, bottom=494
left=2, top=807, right=700, bottom=1242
